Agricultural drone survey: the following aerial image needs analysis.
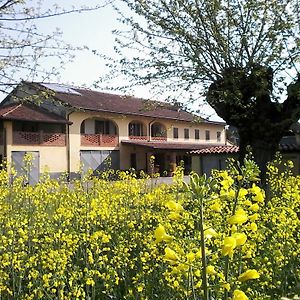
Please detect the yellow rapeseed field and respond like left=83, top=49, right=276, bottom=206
left=0, top=157, right=299, bottom=299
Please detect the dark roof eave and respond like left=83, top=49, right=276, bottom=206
left=0, top=116, right=72, bottom=125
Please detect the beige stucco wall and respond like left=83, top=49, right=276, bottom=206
left=1, top=112, right=226, bottom=175
left=70, top=111, right=226, bottom=143
left=68, top=111, right=226, bottom=172
left=164, top=120, right=225, bottom=144
left=120, top=144, right=148, bottom=170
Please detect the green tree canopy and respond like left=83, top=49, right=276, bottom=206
left=105, top=0, right=300, bottom=177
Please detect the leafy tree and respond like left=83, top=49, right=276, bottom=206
left=106, top=0, right=300, bottom=178
left=0, top=0, right=111, bottom=94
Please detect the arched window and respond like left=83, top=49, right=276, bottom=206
left=80, top=118, right=118, bottom=135
left=128, top=121, right=145, bottom=136
left=151, top=122, right=167, bottom=138
left=95, top=119, right=117, bottom=135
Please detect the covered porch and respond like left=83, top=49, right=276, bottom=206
left=121, top=140, right=221, bottom=175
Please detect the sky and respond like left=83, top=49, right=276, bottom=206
left=33, top=0, right=121, bottom=88
left=1, top=0, right=222, bottom=121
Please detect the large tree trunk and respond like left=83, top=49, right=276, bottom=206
left=238, top=132, right=280, bottom=184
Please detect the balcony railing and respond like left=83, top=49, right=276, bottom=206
left=151, top=136, right=167, bottom=141
left=13, top=131, right=66, bottom=146
left=81, top=134, right=118, bottom=147
left=129, top=135, right=148, bottom=140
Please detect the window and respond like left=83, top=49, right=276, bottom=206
left=173, top=127, right=179, bottom=139
left=217, top=131, right=221, bottom=142
left=184, top=128, right=189, bottom=139
left=151, top=122, right=166, bottom=137
left=195, top=129, right=200, bottom=140
left=95, top=120, right=117, bottom=135
left=205, top=130, right=210, bottom=141
left=129, top=122, right=143, bottom=136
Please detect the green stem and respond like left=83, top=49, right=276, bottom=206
left=224, top=184, right=241, bottom=300
left=190, top=265, right=197, bottom=300
left=199, top=197, right=209, bottom=300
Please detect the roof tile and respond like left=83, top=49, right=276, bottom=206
left=190, top=145, right=239, bottom=154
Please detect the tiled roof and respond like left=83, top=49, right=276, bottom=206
left=190, top=143, right=300, bottom=155
left=28, top=82, right=225, bottom=124
left=0, top=103, right=71, bottom=124
left=122, top=140, right=222, bottom=150
left=279, top=143, right=300, bottom=152
left=190, top=145, right=239, bottom=154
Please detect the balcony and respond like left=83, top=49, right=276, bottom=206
left=129, top=135, right=148, bottom=140
left=13, top=131, right=66, bottom=146
left=151, top=136, right=167, bottom=141
left=81, top=134, right=118, bottom=147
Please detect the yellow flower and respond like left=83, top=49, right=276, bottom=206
left=164, top=247, right=179, bottom=264
left=222, top=236, right=237, bottom=257
left=232, top=232, right=247, bottom=246
left=231, top=225, right=238, bottom=233
left=168, top=211, right=181, bottom=220
left=211, top=202, right=222, bottom=212
left=220, top=174, right=234, bottom=189
left=222, top=282, right=230, bottom=291
left=194, top=269, right=201, bottom=277
left=243, top=199, right=252, bottom=206
left=249, top=213, right=259, bottom=222
left=86, top=278, right=95, bottom=286
left=249, top=222, right=258, bottom=232
left=186, top=251, right=195, bottom=263
left=249, top=203, right=260, bottom=211
left=206, top=265, right=217, bottom=275
left=165, top=200, right=183, bottom=211
left=238, top=269, right=260, bottom=282
left=232, top=289, right=248, bottom=300
left=238, top=188, right=248, bottom=199
left=204, top=226, right=217, bottom=239
left=228, top=208, right=248, bottom=225
left=154, top=224, right=172, bottom=243
left=243, top=250, right=252, bottom=258
left=250, top=184, right=265, bottom=203
left=137, top=285, right=144, bottom=292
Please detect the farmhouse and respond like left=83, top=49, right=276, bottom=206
left=0, top=82, right=230, bottom=183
